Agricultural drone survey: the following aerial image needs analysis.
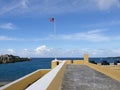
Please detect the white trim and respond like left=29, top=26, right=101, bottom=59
left=0, top=69, right=50, bottom=90
left=26, top=61, right=66, bottom=90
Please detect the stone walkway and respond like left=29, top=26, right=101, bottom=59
left=61, top=65, right=120, bottom=90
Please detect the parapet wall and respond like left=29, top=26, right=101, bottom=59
left=47, top=61, right=66, bottom=90
left=26, top=61, right=66, bottom=90
left=73, top=60, right=84, bottom=64
left=86, top=63, right=120, bottom=82
left=51, top=53, right=89, bottom=68
left=0, top=69, right=50, bottom=90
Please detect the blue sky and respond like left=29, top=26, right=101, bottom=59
left=0, top=0, right=120, bottom=57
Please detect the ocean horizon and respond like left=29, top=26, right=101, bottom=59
left=0, top=57, right=118, bottom=86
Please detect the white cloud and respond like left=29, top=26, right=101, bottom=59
left=111, top=49, right=120, bottom=55
left=0, top=4, right=19, bottom=15
left=0, top=23, right=16, bottom=30
left=0, top=36, right=15, bottom=41
left=34, top=45, right=51, bottom=55
left=21, top=0, right=29, bottom=8
left=94, top=0, right=120, bottom=10
left=0, top=0, right=120, bottom=16
left=20, top=48, right=32, bottom=57
left=0, top=0, right=29, bottom=15
left=1, top=45, right=120, bottom=57
left=7, top=49, right=16, bottom=54
left=11, top=29, right=119, bottom=42
left=24, top=48, right=28, bottom=51
left=90, top=48, right=120, bottom=57
left=87, top=29, right=106, bottom=34
left=57, top=29, right=109, bottom=42
left=84, top=20, right=120, bottom=28
left=0, top=29, right=120, bottom=42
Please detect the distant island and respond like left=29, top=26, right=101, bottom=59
left=0, top=54, right=31, bottom=64
left=107, top=56, right=120, bottom=59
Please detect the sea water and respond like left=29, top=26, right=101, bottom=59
left=0, top=57, right=113, bottom=82
left=0, top=58, right=52, bottom=82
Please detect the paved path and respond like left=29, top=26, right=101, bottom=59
left=61, top=65, right=120, bottom=90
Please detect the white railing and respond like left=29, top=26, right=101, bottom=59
left=0, top=69, right=50, bottom=90
left=25, top=61, right=66, bottom=90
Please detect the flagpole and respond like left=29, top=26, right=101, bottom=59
left=50, top=18, right=57, bottom=60
left=53, top=18, right=57, bottom=60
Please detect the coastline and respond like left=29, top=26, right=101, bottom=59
left=0, top=81, right=11, bottom=87
left=0, top=54, right=31, bottom=64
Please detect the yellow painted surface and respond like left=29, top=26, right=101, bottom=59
left=73, top=60, right=84, bottom=65
left=3, top=69, right=50, bottom=90
left=51, top=53, right=89, bottom=67
left=51, top=60, right=63, bottom=69
left=84, top=54, right=89, bottom=63
left=86, top=63, right=120, bottom=82
left=65, top=60, right=72, bottom=64
left=51, top=61, right=57, bottom=69
left=47, top=62, right=67, bottom=90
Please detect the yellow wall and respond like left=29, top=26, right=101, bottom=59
left=51, top=53, right=89, bottom=67
left=84, top=53, right=89, bottom=64
left=51, top=61, right=57, bottom=69
left=86, top=63, right=120, bottom=82
left=2, top=69, right=50, bottom=90
left=47, top=62, right=67, bottom=90
left=73, top=60, right=84, bottom=65
left=65, top=60, right=72, bottom=64
left=51, top=60, right=62, bottom=69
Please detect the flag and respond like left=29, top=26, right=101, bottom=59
left=50, top=18, right=54, bottom=22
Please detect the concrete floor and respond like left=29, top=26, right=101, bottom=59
left=61, top=65, right=120, bottom=90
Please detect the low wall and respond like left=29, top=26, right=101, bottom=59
left=47, top=61, right=66, bottom=90
left=51, top=60, right=62, bottom=69
left=51, top=60, right=85, bottom=69
left=65, top=60, right=72, bottom=64
left=86, top=63, right=120, bottom=82
left=51, top=61, right=58, bottom=69
left=26, top=61, right=66, bottom=90
left=73, top=60, right=84, bottom=65
left=0, top=69, right=50, bottom=90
